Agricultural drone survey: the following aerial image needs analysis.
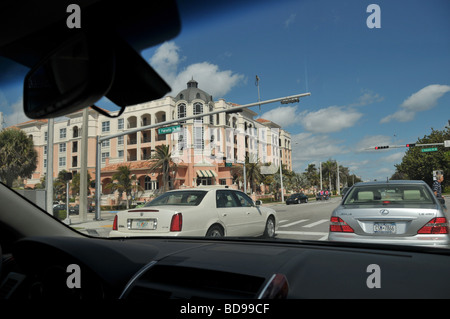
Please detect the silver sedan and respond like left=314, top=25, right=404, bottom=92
left=328, top=180, right=449, bottom=247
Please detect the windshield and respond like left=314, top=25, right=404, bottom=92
left=343, top=184, right=435, bottom=206
left=144, top=191, right=206, bottom=206
left=0, top=0, right=448, bottom=248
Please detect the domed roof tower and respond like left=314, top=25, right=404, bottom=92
left=174, top=78, right=213, bottom=103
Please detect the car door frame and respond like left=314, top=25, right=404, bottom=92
left=215, top=189, right=247, bottom=236
left=232, top=190, right=266, bottom=236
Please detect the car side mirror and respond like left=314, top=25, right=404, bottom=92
left=23, top=32, right=115, bottom=119
left=255, top=200, right=262, bottom=206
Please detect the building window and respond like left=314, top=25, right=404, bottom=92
left=44, top=131, right=48, bottom=142
left=101, top=152, right=110, bottom=163
left=219, top=179, right=227, bottom=185
left=44, top=145, right=47, bottom=155
left=118, top=150, right=124, bottom=158
left=194, top=127, right=204, bottom=150
left=59, top=143, right=66, bottom=153
left=59, top=128, right=66, bottom=139
left=101, top=140, right=110, bottom=148
left=118, top=136, right=124, bottom=145
left=118, top=118, right=124, bottom=130
left=43, top=158, right=47, bottom=168
left=59, top=157, right=66, bottom=167
left=72, top=156, right=78, bottom=168
left=178, top=103, right=186, bottom=123
left=194, top=102, right=203, bottom=123
left=73, top=126, right=79, bottom=138
left=102, top=121, right=110, bottom=133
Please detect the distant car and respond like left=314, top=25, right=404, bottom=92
left=52, top=204, right=66, bottom=214
left=328, top=180, right=450, bottom=247
left=109, top=188, right=278, bottom=238
left=286, top=193, right=308, bottom=205
left=69, top=205, right=79, bottom=215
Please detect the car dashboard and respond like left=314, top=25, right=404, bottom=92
left=2, top=235, right=450, bottom=300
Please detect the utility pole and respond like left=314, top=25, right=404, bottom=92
left=336, top=160, right=340, bottom=196
left=79, top=107, right=89, bottom=221
left=46, top=118, right=54, bottom=214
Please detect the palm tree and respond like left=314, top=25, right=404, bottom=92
left=231, top=157, right=263, bottom=194
left=148, top=144, right=176, bottom=193
left=0, top=128, right=37, bottom=187
left=104, top=165, right=141, bottom=209
left=321, top=160, right=336, bottom=191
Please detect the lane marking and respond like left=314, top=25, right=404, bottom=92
left=303, top=219, right=329, bottom=228
left=279, top=219, right=308, bottom=228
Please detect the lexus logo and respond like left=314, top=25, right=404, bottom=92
left=379, top=209, right=389, bottom=215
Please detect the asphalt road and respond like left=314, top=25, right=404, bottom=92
left=268, top=197, right=340, bottom=241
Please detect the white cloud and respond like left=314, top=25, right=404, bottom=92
left=3, top=97, right=30, bottom=127
left=149, top=42, right=244, bottom=99
left=291, top=132, right=348, bottom=162
left=260, top=105, right=300, bottom=128
left=299, top=106, right=363, bottom=133
left=380, top=84, right=450, bottom=123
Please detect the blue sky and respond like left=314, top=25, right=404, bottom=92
left=1, top=0, right=449, bottom=182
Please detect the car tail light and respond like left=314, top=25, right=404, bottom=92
left=330, top=217, right=354, bottom=233
left=170, top=213, right=182, bottom=232
left=417, top=217, right=449, bottom=234
left=113, top=215, right=118, bottom=231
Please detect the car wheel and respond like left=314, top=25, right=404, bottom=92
left=263, top=216, right=275, bottom=238
left=206, top=225, right=224, bottom=237
left=304, top=198, right=308, bottom=203
left=297, top=199, right=301, bottom=204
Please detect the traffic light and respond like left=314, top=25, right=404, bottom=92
left=375, top=146, right=389, bottom=150
left=406, top=143, right=415, bottom=148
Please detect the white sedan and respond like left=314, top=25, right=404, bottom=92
left=109, top=188, right=277, bottom=238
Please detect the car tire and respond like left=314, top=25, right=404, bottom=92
left=206, top=225, right=224, bottom=237
left=263, top=216, right=275, bottom=238
left=297, top=199, right=301, bottom=204
left=304, top=198, right=308, bottom=203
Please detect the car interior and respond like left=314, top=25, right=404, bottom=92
left=1, top=0, right=450, bottom=303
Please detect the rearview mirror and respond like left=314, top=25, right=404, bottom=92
left=23, top=32, right=115, bottom=119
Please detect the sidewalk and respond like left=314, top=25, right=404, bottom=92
left=64, top=211, right=118, bottom=237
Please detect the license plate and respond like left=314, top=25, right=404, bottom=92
left=130, top=219, right=156, bottom=230
left=373, top=222, right=396, bottom=234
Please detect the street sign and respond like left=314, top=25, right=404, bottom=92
left=225, top=162, right=232, bottom=167
left=421, top=147, right=438, bottom=153
left=157, top=125, right=181, bottom=135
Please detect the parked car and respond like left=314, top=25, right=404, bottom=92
left=328, top=180, right=450, bottom=247
left=69, top=205, right=79, bottom=215
left=109, top=188, right=277, bottom=238
left=286, top=193, right=308, bottom=205
left=52, top=204, right=66, bottom=215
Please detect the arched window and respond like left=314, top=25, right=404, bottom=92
left=178, top=103, right=186, bottom=123
left=193, top=102, right=203, bottom=123
left=144, top=176, right=152, bottom=190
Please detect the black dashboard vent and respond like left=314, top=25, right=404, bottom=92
left=125, top=265, right=266, bottom=299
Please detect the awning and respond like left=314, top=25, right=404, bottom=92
left=196, top=169, right=218, bottom=178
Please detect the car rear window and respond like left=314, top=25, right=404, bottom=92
left=343, top=184, right=435, bottom=206
left=145, top=191, right=207, bottom=206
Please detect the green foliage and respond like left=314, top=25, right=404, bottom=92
left=393, top=127, right=449, bottom=189
left=0, top=128, right=37, bottom=187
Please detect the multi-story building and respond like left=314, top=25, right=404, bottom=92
left=15, top=80, right=292, bottom=203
